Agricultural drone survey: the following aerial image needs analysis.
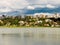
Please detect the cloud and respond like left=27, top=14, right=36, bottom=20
left=33, top=5, right=46, bottom=8
left=27, top=0, right=60, bottom=5
left=26, top=4, right=56, bottom=10
left=34, top=4, right=56, bottom=8
left=27, top=6, right=35, bottom=10
left=47, top=0, right=60, bottom=5
left=46, top=4, right=56, bottom=8
left=0, top=7, right=12, bottom=12
left=0, top=0, right=60, bottom=13
left=26, top=0, right=47, bottom=5
left=0, top=0, right=29, bottom=12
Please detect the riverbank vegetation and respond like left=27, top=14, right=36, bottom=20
left=0, top=15, right=60, bottom=28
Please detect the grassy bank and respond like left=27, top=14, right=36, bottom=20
left=0, top=26, right=60, bottom=28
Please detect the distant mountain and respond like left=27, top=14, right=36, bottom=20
left=24, top=7, right=60, bottom=14
left=0, top=7, right=60, bottom=15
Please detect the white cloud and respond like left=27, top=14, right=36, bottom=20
left=0, top=0, right=29, bottom=12
left=46, top=4, right=56, bottom=8
left=0, top=0, right=59, bottom=13
left=26, top=4, right=56, bottom=9
left=27, top=6, right=35, bottom=10
left=48, top=0, right=60, bottom=5
left=0, top=8, right=12, bottom=12
left=34, top=5, right=46, bottom=8
left=26, top=0, right=47, bottom=5
left=27, top=0, right=60, bottom=5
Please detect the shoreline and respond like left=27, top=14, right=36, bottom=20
left=0, top=27, right=60, bottom=36
left=0, top=27, right=60, bottom=34
left=0, top=26, right=60, bottom=28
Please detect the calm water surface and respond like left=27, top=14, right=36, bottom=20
left=0, top=33, right=60, bottom=45
left=0, top=28, right=60, bottom=45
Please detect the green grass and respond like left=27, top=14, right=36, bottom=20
left=0, top=26, right=60, bottom=28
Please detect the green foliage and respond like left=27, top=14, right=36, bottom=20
left=0, top=15, right=59, bottom=27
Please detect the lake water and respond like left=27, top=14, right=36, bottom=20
left=0, top=32, right=60, bottom=45
left=0, top=28, right=60, bottom=45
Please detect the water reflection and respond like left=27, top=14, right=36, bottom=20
left=0, top=33, right=60, bottom=45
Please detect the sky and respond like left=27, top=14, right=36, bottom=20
left=0, top=0, right=60, bottom=15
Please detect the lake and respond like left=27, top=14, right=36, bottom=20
left=0, top=28, right=60, bottom=45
